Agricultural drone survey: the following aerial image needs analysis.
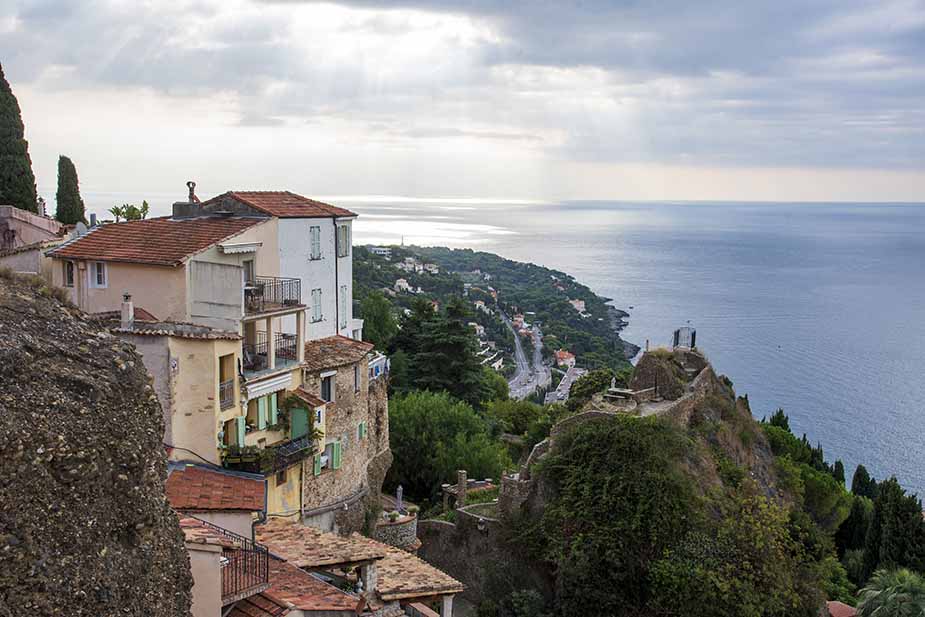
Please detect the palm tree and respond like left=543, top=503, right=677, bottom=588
left=108, top=205, right=124, bottom=222
left=857, top=568, right=925, bottom=617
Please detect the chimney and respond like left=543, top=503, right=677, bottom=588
left=89, top=213, right=97, bottom=227
left=121, top=293, right=134, bottom=329
left=172, top=180, right=201, bottom=219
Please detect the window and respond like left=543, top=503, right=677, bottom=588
left=336, top=225, right=350, bottom=257
left=354, top=364, right=360, bottom=393
left=313, top=440, right=341, bottom=476
left=339, top=285, right=347, bottom=329
left=357, top=421, right=367, bottom=440
left=91, top=262, right=107, bottom=288
left=315, top=407, right=324, bottom=427
left=321, top=374, right=335, bottom=403
left=63, top=261, right=75, bottom=287
left=276, top=469, right=287, bottom=485
left=311, top=288, right=322, bottom=322
left=309, top=226, right=321, bottom=260
left=242, top=259, right=255, bottom=285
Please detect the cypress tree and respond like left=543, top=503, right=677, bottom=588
left=0, top=62, right=38, bottom=213
left=55, top=155, right=86, bottom=224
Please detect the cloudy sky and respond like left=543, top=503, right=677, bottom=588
left=2, top=0, right=925, bottom=207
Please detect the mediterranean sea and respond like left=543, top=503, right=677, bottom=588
left=346, top=198, right=925, bottom=498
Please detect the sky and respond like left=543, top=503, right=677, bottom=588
left=2, top=0, right=925, bottom=209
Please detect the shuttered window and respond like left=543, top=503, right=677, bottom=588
left=339, top=285, right=347, bottom=329
left=332, top=441, right=342, bottom=469
left=309, top=226, right=321, bottom=260
left=269, top=392, right=278, bottom=425
left=257, top=396, right=268, bottom=430
left=336, top=225, right=350, bottom=257
left=311, top=289, right=322, bottom=322
left=235, top=416, right=246, bottom=446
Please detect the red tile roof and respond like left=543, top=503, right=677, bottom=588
left=267, top=559, right=358, bottom=613
left=208, top=191, right=356, bottom=219
left=303, top=335, right=374, bottom=372
left=256, top=520, right=386, bottom=567
left=825, top=601, right=857, bottom=617
left=48, top=216, right=266, bottom=266
left=167, top=464, right=265, bottom=512
left=227, top=592, right=290, bottom=617
left=178, top=515, right=240, bottom=548
left=291, top=387, right=327, bottom=409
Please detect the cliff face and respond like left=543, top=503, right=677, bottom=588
left=0, top=274, right=192, bottom=616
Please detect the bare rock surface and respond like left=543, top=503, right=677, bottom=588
left=0, top=274, right=192, bottom=617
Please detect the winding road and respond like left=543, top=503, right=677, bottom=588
left=502, top=313, right=552, bottom=400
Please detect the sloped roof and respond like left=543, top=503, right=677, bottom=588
left=266, top=559, right=357, bottom=613
left=166, top=464, right=265, bottom=512
left=303, top=335, right=374, bottom=372
left=48, top=216, right=265, bottom=266
left=291, top=387, right=327, bottom=409
left=256, top=520, right=386, bottom=567
left=825, top=601, right=857, bottom=617
left=227, top=592, right=290, bottom=617
left=178, top=516, right=240, bottom=548
left=347, top=535, right=464, bottom=601
left=208, top=191, right=356, bottom=219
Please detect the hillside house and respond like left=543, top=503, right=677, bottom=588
left=368, top=246, right=392, bottom=259
left=468, top=322, right=485, bottom=337
left=394, top=278, right=412, bottom=293
left=569, top=298, right=586, bottom=313
left=555, top=349, right=576, bottom=369
left=423, top=263, right=439, bottom=274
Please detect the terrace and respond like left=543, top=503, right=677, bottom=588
left=242, top=331, right=300, bottom=379
left=244, top=276, right=302, bottom=316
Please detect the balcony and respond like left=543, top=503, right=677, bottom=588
left=219, top=379, right=235, bottom=410
left=244, top=276, right=302, bottom=315
left=187, top=516, right=269, bottom=604
left=242, top=331, right=299, bottom=378
left=222, top=435, right=315, bottom=475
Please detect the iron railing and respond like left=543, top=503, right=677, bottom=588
left=243, top=332, right=299, bottom=375
left=187, top=516, right=269, bottom=604
left=219, top=379, right=235, bottom=410
left=274, top=435, right=314, bottom=471
left=244, top=276, right=301, bottom=314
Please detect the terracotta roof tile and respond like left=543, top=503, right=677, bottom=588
left=291, top=387, right=327, bottom=409
left=207, top=191, right=356, bottom=219
left=167, top=464, right=265, bottom=512
left=178, top=516, right=240, bottom=548
left=48, top=216, right=266, bottom=266
left=256, top=520, right=386, bottom=567
left=227, top=592, right=290, bottom=617
left=303, top=335, right=374, bottom=372
left=826, top=601, right=857, bottom=617
left=267, top=559, right=358, bottom=613
left=255, top=522, right=463, bottom=602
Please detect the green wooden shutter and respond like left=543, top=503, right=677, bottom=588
left=235, top=416, right=246, bottom=446
left=332, top=442, right=342, bottom=469
left=269, top=393, right=278, bottom=425
left=290, top=407, right=309, bottom=440
left=257, top=396, right=268, bottom=430
left=313, top=454, right=322, bottom=476
left=358, top=422, right=366, bottom=440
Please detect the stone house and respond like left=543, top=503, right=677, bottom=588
left=299, top=335, right=391, bottom=534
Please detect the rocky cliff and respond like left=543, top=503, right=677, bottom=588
left=0, top=273, right=192, bottom=616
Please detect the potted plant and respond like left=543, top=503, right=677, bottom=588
left=388, top=511, right=400, bottom=523
left=407, top=505, right=420, bottom=517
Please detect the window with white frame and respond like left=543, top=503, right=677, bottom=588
left=311, top=288, right=322, bottom=322
left=339, top=285, right=347, bottom=329
left=63, top=261, right=75, bottom=287
left=320, top=373, right=335, bottom=403
left=309, top=226, right=321, bottom=260
left=336, top=225, right=350, bottom=257
left=91, top=262, right=107, bottom=288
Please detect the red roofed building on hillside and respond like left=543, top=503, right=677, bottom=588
left=555, top=349, right=576, bottom=368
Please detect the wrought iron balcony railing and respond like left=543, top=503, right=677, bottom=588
left=219, top=379, right=235, bottom=410
left=244, top=276, right=301, bottom=315
left=242, top=332, right=298, bottom=375
left=186, top=515, right=269, bottom=604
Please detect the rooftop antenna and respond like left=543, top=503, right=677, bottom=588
left=401, top=235, right=405, bottom=247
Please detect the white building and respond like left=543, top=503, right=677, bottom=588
left=394, top=278, right=413, bottom=293
left=423, top=263, right=439, bottom=274
left=569, top=298, right=586, bottom=313
left=368, top=246, right=392, bottom=259
left=468, top=322, right=485, bottom=337
left=200, top=191, right=363, bottom=340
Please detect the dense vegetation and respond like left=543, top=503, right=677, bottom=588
left=0, top=62, right=38, bottom=213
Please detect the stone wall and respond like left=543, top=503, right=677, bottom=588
left=301, top=357, right=392, bottom=535
left=374, top=514, right=418, bottom=549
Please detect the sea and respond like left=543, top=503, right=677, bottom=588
left=76, top=193, right=925, bottom=497
left=345, top=198, right=925, bottom=498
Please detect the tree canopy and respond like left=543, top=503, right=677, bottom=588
left=360, top=291, right=398, bottom=350
left=55, top=155, right=85, bottom=225
left=0, top=63, right=38, bottom=213
left=385, top=390, right=510, bottom=502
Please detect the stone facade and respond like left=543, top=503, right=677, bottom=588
left=374, top=515, right=419, bottom=550
left=301, top=357, right=391, bottom=534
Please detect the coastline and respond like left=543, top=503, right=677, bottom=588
left=608, top=305, right=641, bottom=361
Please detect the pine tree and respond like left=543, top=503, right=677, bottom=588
left=0, top=63, right=38, bottom=213
left=833, top=459, right=846, bottom=485
left=852, top=464, right=879, bottom=500
left=55, top=156, right=85, bottom=224
left=862, top=477, right=925, bottom=581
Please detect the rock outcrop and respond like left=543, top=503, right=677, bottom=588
left=0, top=273, right=192, bottom=616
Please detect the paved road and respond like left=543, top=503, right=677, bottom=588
left=502, top=314, right=551, bottom=400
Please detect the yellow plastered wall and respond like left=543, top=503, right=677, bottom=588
left=266, top=461, right=303, bottom=519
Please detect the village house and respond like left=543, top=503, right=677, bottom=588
left=554, top=349, right=576, bottom=369
left=423, top=263, right=439, bottom=274
left=368, top=246, right=392, bottom=260
left=0, top=205, right=69, bottom=276
left=568, top=298, right=586, bottom=313
left=394, top=278, right=412, bottom=293
left=467, top=322, right=485, bottom=338
left=512, top=314, right=524, bottom=328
